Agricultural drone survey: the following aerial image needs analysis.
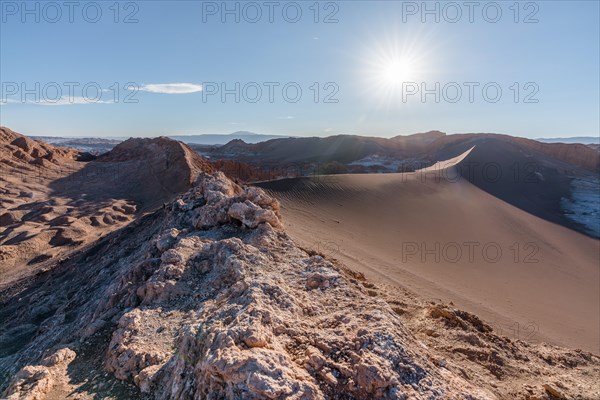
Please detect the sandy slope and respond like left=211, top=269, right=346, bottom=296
left=258, top=163, right=600, bottom=353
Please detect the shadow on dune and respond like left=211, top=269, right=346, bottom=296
left=430, top=136, right=599, bottom=238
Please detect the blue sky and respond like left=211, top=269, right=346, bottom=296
left=0, top=0, right=598, bottom=138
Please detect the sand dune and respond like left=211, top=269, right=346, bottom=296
left=258, top=158, right=600, bottom=353
left=211, top=132, right=598, bottom=236
left=417, top=145, right=475, bottom=171
left=427, top=135, right=598, bottom=235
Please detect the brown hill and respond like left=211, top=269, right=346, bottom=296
left=391, top=130, right=447, bottom=146
left=1, top=127, right=100, bottom=284
left=210, top=159, right=276, bottom=183
left=213, top=135, right=418, bottom=164
left=58, top=136, right=214, bottom=209
left=0, top=127, right=93, bottom=165
left=0, top=128, right=212, bottom=289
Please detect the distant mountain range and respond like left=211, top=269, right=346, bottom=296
left=30, top=131, right=293, bottom=147
left=169, top=131, right=293, bottom=145
left=175, top=132, right=600, bottom=146
left=200, top=131, right=599, bottom=171
left=28, top=132, right=600, bottom=166
left=536, top=136, right=600, bottom=144
left=30, top=132, right=599, bottom=146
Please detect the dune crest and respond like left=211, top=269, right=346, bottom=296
left=417, top=146, right=475, bottom=172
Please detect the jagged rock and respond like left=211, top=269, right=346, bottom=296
left=155, top=228, right=180, bottom=252
left=42, top=348, right=76, bottom=367
left=245, top=186, right=281, bottom=212
left=134, top=364, right=162, bottom=393
left=543, top=384, right=567, bottom=399
left=228, top=200, right=281, bottom=229
left=5, top=348, right=75, bottom=400
left=105, top=309, right=170, bottom=381
left=305, top=265, right=340, bottom=290
left=80, top=318, right=107, bottom=339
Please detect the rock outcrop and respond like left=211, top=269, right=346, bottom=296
left=4, top=348, right=76, bottom=400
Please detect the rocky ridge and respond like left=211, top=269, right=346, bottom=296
left=1, top=171, right=493, bottom=399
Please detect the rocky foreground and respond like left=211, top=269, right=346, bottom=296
left=1, top=170, right=599, bottom=399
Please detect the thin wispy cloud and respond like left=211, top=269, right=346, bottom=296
left=277, top=116, right=295, bottom=120
left=39, top=97, right=114, bottom=106
left=1, top=97, right=113, bottom=106
left=138, top=83, right=203, bottom=94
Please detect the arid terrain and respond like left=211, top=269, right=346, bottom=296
left=0, top=127, right=212, bottom=289
left=257, top=150, right=599, bottom=353
left=1, top=127, right=599, bottom=399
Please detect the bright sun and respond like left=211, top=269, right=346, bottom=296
left=381, top=59, right=415, bottom=85
left=360, top=32, right=435, bottom=107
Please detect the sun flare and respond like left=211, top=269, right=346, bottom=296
left=380, top=59, right=415, bottom=86
left=360, top=31, right=436, bottom=107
